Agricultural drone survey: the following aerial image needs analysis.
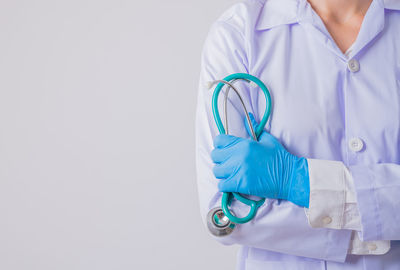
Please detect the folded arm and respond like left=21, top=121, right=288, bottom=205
left=305, top=158, right=399, bottom=243
left=196, top=19, right=352, bottom=262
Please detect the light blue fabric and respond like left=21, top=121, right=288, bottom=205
left=195, top=0, right=400, bottom=268
left=211, top=113, right=310, bottom=207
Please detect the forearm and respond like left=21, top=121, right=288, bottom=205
left=196, top=97, right=352, bottom=262
left=197, top=151, right=351, bottom=262
left=303, top=158, right=400, bottom=255
left=305, top=159, right=400, bottom=240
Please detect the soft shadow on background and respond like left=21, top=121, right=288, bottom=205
left=0, top=0, right=240, bottom=269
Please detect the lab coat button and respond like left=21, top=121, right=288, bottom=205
left=368, top=243, right=378, bottom=251
left=348, top=58, right=360, bottom=72
left=322, top=216, right=332, bottom=225
left=349, top=137, right=364, bottom=152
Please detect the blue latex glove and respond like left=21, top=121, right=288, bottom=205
left=211, top=113, right=310, bottom=208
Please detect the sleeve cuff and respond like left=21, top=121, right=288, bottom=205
left=347, top=165, right=382, bottom=241
left=304, top=159, right=361, bottom=230
left=348, top=231, right=391, bottom=255
left=305, top=159, right=346, bottom=229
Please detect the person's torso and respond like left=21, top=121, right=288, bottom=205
left=227, top=0, right=400, bottom=269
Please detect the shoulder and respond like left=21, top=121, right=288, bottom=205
left=200, top=1, right=266, bottom=74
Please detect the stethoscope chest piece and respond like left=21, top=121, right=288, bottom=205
left=206, top=207, right=236, bottom=237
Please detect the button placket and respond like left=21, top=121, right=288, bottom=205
left=345, top=55, right=364, bottom=163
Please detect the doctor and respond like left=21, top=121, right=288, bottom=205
left=195, top=0, right=400, bottom=269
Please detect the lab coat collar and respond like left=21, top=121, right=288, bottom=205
left=294, top=0, right=386, bottom=27
left=384, top=0, right=400, bottom=10
left=255, top=0, right=299, bottom=30
left=255, top=0, right=400, bottom=31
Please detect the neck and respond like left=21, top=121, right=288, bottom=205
left=307, top=0, right=373, bottom=23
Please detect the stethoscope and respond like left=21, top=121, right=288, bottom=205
left=206, top=73, right=272, bottom=237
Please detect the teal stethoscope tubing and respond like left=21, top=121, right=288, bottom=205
left=212, top=73, right=272, bottom=224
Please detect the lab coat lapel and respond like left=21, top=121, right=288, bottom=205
left=348, top=0, right=385, bottom=59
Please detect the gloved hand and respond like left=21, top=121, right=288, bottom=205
left=211, top=113, right=310, bottom=208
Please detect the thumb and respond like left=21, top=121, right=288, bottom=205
left=244, top=112, right=259, bottom=138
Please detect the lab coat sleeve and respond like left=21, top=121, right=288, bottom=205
left=305, top=159, right=391, bottom=255
left=305, top=158, right=400, bottom=242
left=350, top=163, right=400, bottom=241
left=195, top=17, right=352, bottom=263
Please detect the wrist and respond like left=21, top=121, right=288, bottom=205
left=288, top=156, right=310, bottom=207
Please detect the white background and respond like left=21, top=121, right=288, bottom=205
left=0, top=0, right=239, bottom=269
